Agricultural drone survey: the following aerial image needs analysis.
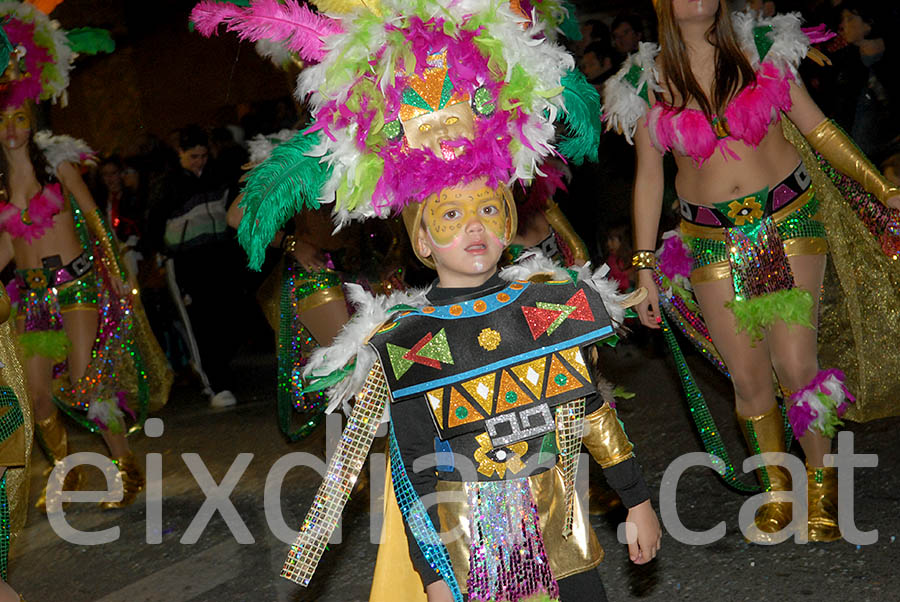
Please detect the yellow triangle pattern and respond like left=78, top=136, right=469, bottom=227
left=559, top=346, right=590, bottom=381
left=447, top=387, right=483, bottom=428
left=545, top=355, right=584, bottom=398
left=496, top=370, right=534, bottom=411
left=510, top=357, right=547, bottom=400
left=461, top=373, right=496, bottom=416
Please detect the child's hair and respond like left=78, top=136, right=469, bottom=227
left=604, top=222, right=633, bottom=265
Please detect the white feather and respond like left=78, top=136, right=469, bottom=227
left=86, top=397, right=125, bottom=431
left=255, top=39, right=295, bottom=69
left=733, top=11, right=808, bottom=76
left=246, top=129, right=297, bottom=165
left=34, top=131, right=96, bottom=174
left=602, top=43, right=661, bottom=144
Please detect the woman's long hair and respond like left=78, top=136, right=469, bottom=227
left=0, top=101, right=54, bottom=201
left=656, top=0, right=756, bottom=118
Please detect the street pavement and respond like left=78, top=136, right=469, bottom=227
left=11, top=339, right=900, bottom=601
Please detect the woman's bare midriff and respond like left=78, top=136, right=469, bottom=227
left=12, top=204, right=87, bottom=270
left=673, top=124, right=802, bottom=206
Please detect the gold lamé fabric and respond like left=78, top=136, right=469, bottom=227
left=370, top=461, right=428, bottom=602
left=434, top=468, right=603, bottom=594
left=542, top=200, right=590, bottom=265
left=784, top=119, right=900, bottom=422
left=0, top=320, right=32, bottom=549
left=582, top=402, right=635, bottom=468
left=130, top=294, right=173, bottom=414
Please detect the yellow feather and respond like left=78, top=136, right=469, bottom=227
left=309, top=0, right=382, bottom=16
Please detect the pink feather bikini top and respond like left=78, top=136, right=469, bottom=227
left=646, top=61, right=793, bottom=165
left=0, top=182, right=65, bottom=243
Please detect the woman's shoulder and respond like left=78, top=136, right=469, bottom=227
left=602, top=42, right=662, bottom=144
left=34, top=131, right=97, bottom=175
left=732, top=11, right=810, bottom=74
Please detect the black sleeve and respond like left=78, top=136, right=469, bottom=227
left=602, top=457, right=651, bottom=508
left=391, top=398, right=443, bottom=587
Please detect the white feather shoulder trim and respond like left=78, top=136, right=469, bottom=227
left=602, top=42, right=661, bottom=144
left=34, top=131, right=97, bottom=174
left=734, top=11, right=809, bottom=75
left=303, top=284, right=430, bottom=415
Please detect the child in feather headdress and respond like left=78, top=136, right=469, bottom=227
left=192, top=1, right=660, bottom=600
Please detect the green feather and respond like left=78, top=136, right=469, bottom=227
left=66, top=28, right=115, bottom=55
left=238, top=130, right=331, bottom=271
left=558, top=1, right=582, bottom=41
left=557, top=69, right=602, bottom=165
left=302, top=361, right=356, bottom=394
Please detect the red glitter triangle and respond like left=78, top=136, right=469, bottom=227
left=522, top=306, right=564, bottom=340
left=565, top=288, right=595, bottom=322
left=403, top=332, right=442, bottom=369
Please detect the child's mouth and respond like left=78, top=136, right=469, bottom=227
left=466, top=242, right=487, bottom=254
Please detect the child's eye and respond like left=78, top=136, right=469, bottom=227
left=481, top=205, right=499, bottom=216
left=419, top=123, right=432, bottom=132
left=443, top=209, right=460, bottom=220
left=444, top=116, right=459, bottom=126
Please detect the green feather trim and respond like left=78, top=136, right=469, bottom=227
left=726, top=288, right=813, bottom=342
left=20, top=330, right=71, bottom=361
left=302, top=361, right=356, bottom=394
left=66, top=28, right=115, bottom=55
left=558, top=1, right=582, bottom=41
left=557, top=69, right=602, bottom=165
left=238, top=130, right=331, bottom=271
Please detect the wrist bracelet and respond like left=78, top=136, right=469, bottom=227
left=631, top=250, right=657, bottom=270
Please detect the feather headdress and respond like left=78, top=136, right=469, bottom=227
left=0, top=1, right=114, bottom=107
left=192, top=0, right=601, bottom=269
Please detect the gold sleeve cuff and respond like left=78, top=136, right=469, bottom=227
left=582, top=402, right=634, bottom=468
left=542, top=200, right=590, bottom=265
left=806, top=119, right=900, bottom=206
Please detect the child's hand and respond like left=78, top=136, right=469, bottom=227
left=425, top=579, right=453, bottom=602
left=623, top=500, right=661, bottom=564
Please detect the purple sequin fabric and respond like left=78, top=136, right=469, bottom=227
left=465, top=477, right=559, bottom=602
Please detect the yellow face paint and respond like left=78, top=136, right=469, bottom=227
left=0, top=107, right=31, bottom=132
left=401, top=102, right=475, bottom=159
left=423, top=181, right=508, bottom=248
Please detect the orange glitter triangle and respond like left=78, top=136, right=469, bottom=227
left=545, top=355, right=584, bottom=398
left=496, top=370, right=535, bottom=411
left=447, top=387, right=483, bottom=428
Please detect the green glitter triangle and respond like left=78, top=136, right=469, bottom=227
left=386, top=343, right=415, bottom=379
left=438, top=72, right=455, bottom=110
left=535, top=302, right=576, bottom=335
left=402, top=86, right=434, bottom=112
left=537, top=432, right=558, bottom=464
left=753, top=25, right=774, bottom=62
left=418, top=328, right=454, bottom=365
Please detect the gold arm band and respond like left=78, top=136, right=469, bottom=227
left=83, top=209, right=121, bottom=279
left=806, top=118, right=900, bottom=207
left=581, top=402, right=634, bottom=469
left=542, top=200, right=590, bottom=265
left=631, top=250, right=657, bottom=270
left=296, top=285, right=345, bottom=313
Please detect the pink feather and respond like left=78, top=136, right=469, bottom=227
left=802, top=24, right=836, bottom=45
left=190, top=0, right=342, bottom=63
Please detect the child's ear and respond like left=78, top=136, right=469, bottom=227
left=417, top=226, right=433, bottom=258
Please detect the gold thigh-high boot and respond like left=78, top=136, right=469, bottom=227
left=100, top=451, right=144, bottom=509
left=737, top=404, right=792, bottom=542
left=34, top=410, right=83, bottom=512
left=806, top=464, right=840, bottom=542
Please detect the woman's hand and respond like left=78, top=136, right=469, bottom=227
left=624, top=499, right=661, bottom=565
left=425, top=579, right=453, bottom=602
left=292, top=240, right=328, bottom=272
left=634, top=269, right=660, bottom=329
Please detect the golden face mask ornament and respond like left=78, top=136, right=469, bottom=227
left=399, top=50, right=475, bottom=160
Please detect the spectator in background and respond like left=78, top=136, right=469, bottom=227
left=836, top=0, right=899, bottom=157
left=746, top=0, right=777, bottom=17
left=148, top=125, right=244, bottom=408
left=95, top=156, right=143, bottom=277
left=581, top=42, right=617, bottom=93
left=611, top=13, right=643, bottom=59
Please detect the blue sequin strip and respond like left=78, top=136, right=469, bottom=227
left=281, top=360, right=389, bottom=586
left=388, top=424, right=463, bottom=602
left=554, top=399, right=585, bottom=537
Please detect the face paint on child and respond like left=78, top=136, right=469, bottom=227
left=423, top=182, right=508, bottom=249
